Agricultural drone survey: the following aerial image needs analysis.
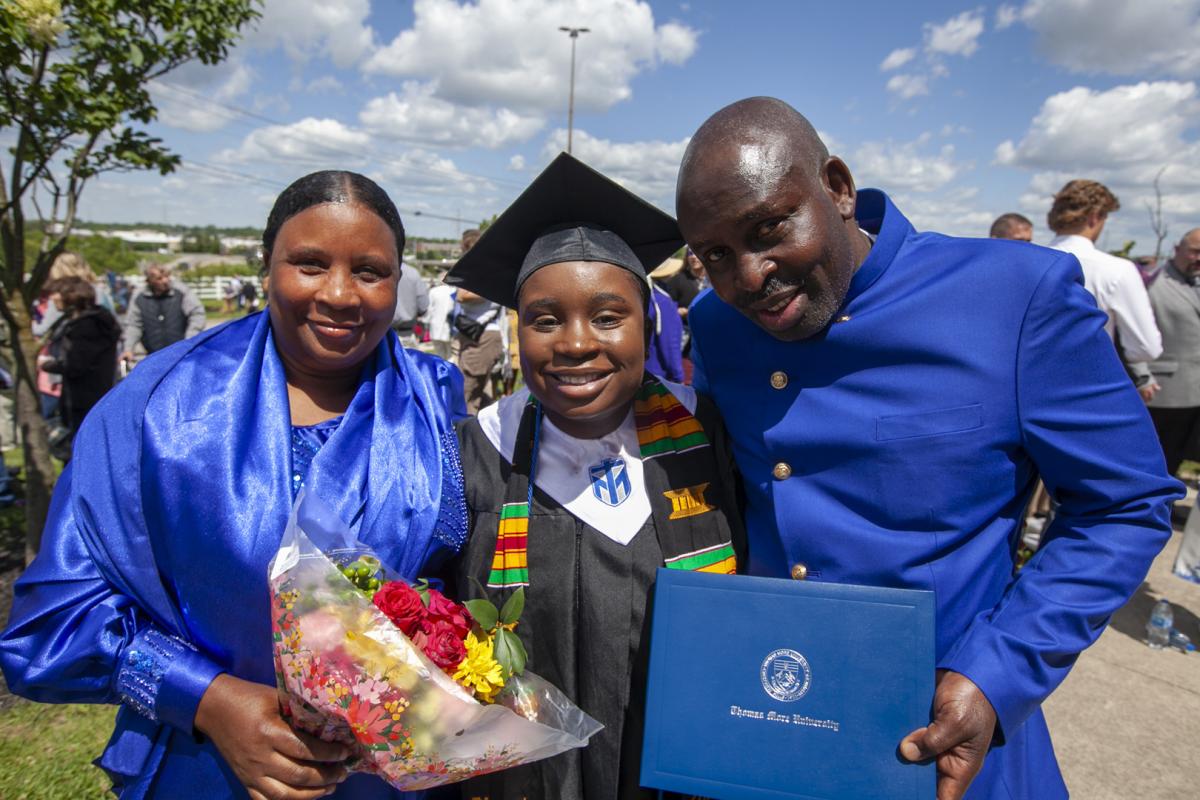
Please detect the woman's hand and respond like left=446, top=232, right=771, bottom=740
left=195, top=673, right=350, bottom=800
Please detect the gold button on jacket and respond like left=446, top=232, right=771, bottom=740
left=773, top=462, right=792, bottom=480
left=770, top=371, right=788, bottom=390
left=790, top=563, right=808, bottom=580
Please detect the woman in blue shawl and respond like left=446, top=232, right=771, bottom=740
left=0, top=171, right=468, bottom=799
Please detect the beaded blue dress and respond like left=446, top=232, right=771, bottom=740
left=0, top=312, right=468, bottom=798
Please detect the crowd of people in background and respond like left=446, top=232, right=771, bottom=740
left=989, top=179, right=1200, bottom=584
left=27, top=257, right=208, bottom=459
left=16, top=173, right=1200, bottom=588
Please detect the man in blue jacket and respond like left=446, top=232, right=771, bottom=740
left=677, top=97, right=1181, bottom=799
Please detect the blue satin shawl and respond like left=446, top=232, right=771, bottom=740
left=0, top=312, right=467, bottom=798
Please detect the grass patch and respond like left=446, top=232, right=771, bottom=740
left=0, top=699, right=115, bottom=798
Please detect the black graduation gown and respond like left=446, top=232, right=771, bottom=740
left=453, top=397, right=743, bottom=800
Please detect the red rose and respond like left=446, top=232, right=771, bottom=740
left=409, top=617, right=433, bottom=650
left=372, top=581, right=427, bottom=637
left=425, top=588, right=471, bottom=638
left=422, top=620, right=467, bottom=671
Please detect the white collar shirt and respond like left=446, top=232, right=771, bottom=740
left=1048, top=234, right=1163, bottom=363
left=477, top=383, right=698, bottom=545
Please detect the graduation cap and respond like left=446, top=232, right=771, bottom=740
left=446, top=152, right=684, bottom=308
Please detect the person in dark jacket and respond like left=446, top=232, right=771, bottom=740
left=120, top=264, right=206, bottom=362
left=42, top=277, right=122, bottom=443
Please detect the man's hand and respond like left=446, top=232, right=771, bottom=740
left=195, top=674, right=349, bottom=800
left=898, top=670, right=996, bottom=800
left=1138, top=382, right=1159, bottom=403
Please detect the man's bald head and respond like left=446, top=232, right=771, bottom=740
left=1174, top=228, right=1200, bottom=277
left=675, top=97, right=865, bottom=342
left=679, top=97, right=829, bottom=204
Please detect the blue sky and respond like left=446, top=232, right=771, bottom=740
left=75, top=0, right=1200, bottom=253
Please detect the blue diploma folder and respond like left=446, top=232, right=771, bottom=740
left=640, top=569, right=935, bottom=799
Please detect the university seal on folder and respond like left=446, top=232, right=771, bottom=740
left=640, top=570, right=936, bottom=799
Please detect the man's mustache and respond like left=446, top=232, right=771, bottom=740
left=734, top=274, right=805, bottom=308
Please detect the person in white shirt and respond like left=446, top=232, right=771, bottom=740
left=1047, top=180, right=1162, bottom=371
left=425, top=273, right=456, bottom=360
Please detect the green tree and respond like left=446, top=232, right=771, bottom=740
left=181, top=226, right=222, bottom=254
left=0, top=0, right=260, bottom=561
left=23, top=226, right=140, bottom=274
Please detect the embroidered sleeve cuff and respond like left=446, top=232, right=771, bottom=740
left=115, top=628, right=224, bottom=734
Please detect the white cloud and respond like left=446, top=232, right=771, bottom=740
left=363, top=0, right=698, bottom=113
left=151, top=59, right=253, bottom=133
left=305, top=76, right=344, bottom=94
left=995, top=82, right=1199, bottom=171
left=924, top=9, right=985, bottom=57
left=539, top=129, right=690, bottom=208
left=656, top=21, right=699, bottom=64
left=372, top=149, right=492, bottom=197
left=359, top=82, right=544, bottom=149
left=248, top=0, right=375, bottom=69
left=995, top=4, right=1020, bottom=30
left=852, top=135, right=968, bottom=193
left=890, top=188, right=995, bottom=237
left=215, top=118, right=373, bottom=167
left=886, top=73, right=929, bottom=99
left=880, top=47, right=916, bottom=71
left=999, top=81, right=1200, bottom=250
left=1014, top=0, right=1200, bottom=77
left=509, top=155, right=526, bottom=171
left=883, top=9, right=985, bottom=100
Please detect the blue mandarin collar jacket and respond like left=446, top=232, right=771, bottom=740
left=691, top=189, right=1182, bottom=799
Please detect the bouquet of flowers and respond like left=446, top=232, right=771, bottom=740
left=268, top=491, right=601, bottom=789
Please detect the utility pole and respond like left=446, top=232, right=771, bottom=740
left=559, top=26, right=590, bottom=154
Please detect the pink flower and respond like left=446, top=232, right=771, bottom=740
left=346, top=695, right=390, bottom=746
left=351, top=677, right=390, bottom=705
left=298, top=611, right=346, bottom=652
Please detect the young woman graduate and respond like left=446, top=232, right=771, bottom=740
left=0, top=171, right=468, bottom=800
left=446, top=153, right=745, bottom=800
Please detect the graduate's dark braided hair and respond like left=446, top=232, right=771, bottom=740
left=262, top=171, right=406, bottom=263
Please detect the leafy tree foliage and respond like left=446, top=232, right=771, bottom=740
left=0, top=0, right=260, bottom=560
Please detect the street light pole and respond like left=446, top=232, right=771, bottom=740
left=559, top=26, right=589, bottom=154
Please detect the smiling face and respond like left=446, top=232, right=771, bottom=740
left=518, top=260, right=647, bottom=439
left=677, top=140, right=861, bottom=342
left=266, top=202, right=399, bottom=381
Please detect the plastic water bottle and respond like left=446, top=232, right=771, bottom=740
left=1169, top=628, right=1195, bottom=654
left=1147, top=599, right=1173, bottom=649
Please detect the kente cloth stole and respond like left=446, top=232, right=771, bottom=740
left=486, top=374, right=737, bottom=589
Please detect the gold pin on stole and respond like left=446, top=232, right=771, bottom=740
left=663, top=482, right=716, bottom=520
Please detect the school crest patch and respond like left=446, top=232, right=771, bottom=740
left=589, top=457, right=632, bottom=507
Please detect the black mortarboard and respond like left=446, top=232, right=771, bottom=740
left=446, top=152, right=683, bottom=308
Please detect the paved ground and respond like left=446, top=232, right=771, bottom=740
left=1044, top=500, right=1200, bottom=800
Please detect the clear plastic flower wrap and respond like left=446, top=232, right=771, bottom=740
left=268, top=491, right=602, bottom=790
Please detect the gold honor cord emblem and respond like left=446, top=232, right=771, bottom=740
left=663, top=483, right=716, bottom=520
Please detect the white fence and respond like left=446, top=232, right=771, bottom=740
left=125, top=259, right=447, bottom=304
left=126, top=275, right=247, bottom=303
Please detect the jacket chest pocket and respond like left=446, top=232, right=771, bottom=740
left=871, top=404, right=987, bottom=529
left=876, top=404, right=983, bottom=442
